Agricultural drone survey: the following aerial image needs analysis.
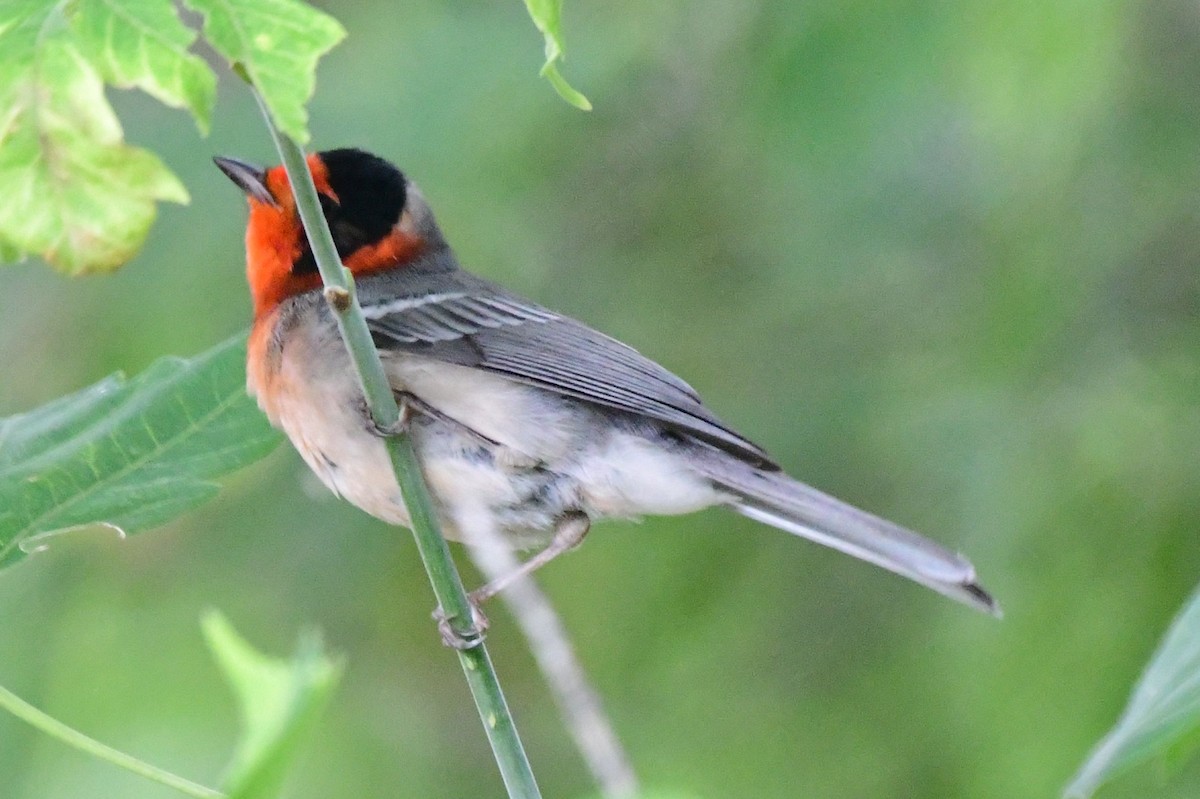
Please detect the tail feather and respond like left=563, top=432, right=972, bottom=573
left=697, top=457, right=999, bottom=616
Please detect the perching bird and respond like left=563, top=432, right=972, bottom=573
left=216, top=147, right=998, bottom=630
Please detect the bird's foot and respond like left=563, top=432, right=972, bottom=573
left=432, top=600, right=490, bottom=650
left=384, top=392, right=542, bottom=470
left=360, top=395, right=412, bottom=438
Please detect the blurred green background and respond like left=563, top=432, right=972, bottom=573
left=3, top=0, right=1200, bottom=796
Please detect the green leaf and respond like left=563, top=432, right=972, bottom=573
left=184, top=0, right=345, bottom=144
left=1065, top=584, right=1200, bottom=797
left=0, top=336, right=280, bottom=571
left=0, top=0, right=190, bottom=273
left=522, top=0, right=591, bottom=110
left=72, top=0, right=218, bottom=132
left=203, top=611, right=343, bottom=799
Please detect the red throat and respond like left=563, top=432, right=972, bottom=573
left=244, top=154, right=424, bottom=318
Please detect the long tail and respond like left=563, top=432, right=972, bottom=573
left=693, top=454, right=999, bottom=616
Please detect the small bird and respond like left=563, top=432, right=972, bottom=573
left=216, top=147, right=998, bottom=632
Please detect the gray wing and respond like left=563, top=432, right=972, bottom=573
left=358, top=269, right=777, bottom=469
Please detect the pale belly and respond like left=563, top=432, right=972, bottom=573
left=247, top=308, right=724, bottom=547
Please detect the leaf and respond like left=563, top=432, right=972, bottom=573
left=0, top=335, right=280, bottom=571
left=184, top=0, right=345, bottom=144
left=522, top=0, right=592, bottom=110
left=0, top=0, right=190, bottom=273
left=1065, top=584, right=1200, bottom=797
left=72, top=0, right=218, bottom=132
left=203, top=611, right=343, bottom=799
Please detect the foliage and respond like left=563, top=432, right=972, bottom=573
left=0, top=612, right=338, bottom=799
left=0, top=336, right=279, bottom=572
left=185, top=0, right=345, bottom=144
left=74, top=0, right=217, bottom=127
left=1066, top=585, right=1200, bottom=797
left=0, top=683, right=221, bottom=798
left=0, top=0, right=587, bottom=274
left=521, top=0, right=590, bottom=110
left=204, top=612, right=343, bottom=799
left=0, top=0, right=343, bottom=274
left=0, top=0, right=190, bottom=273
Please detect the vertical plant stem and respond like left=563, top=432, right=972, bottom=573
left=469, top=544, right=640, bottom=798
left=253, top=93, right=541, bottom=799
left=0, top=683, right=223, bottom=799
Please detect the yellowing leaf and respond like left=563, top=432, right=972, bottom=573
left=0, top=0, right=189, bottom=273
left=73, top=0, right=217, bottom=132
left=523, top=0, right=591, bottom=110
left=184, top=0, right=345, bottom=144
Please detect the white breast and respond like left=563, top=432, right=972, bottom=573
left=251, top=312, right=414, bottom=527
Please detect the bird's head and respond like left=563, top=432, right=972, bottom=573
left=215, top=148, right=441, bottom=317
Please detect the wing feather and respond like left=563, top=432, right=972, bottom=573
left=358, top=269, right=776, bottom=468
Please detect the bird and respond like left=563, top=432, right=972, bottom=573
left=215, top=147, right=998, bottom=638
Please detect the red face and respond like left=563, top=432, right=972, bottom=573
left=226, top=150, right=423, bottom=318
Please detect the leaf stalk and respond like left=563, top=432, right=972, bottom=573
left=0, top=683, right=222, bottom=799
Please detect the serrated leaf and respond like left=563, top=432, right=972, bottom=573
left=0, top=336, right=281, bottom=571
left=184, top=0, right=345, bottom=144
left=203, top=611, right=342, bottom=799
left=0, top=0, right=190, bottom=273
left=522, top=0, right=591, bottom=110
left=1065, top=584, right=1200, bottom=797
left=73, top=0, right=218, bottom=132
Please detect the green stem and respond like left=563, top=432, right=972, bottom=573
left=253, top=94, right=542, bottom=799
left=0, top=683, right=222, bottom=799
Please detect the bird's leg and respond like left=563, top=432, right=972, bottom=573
left=469, top=512, right=592, bottom=605
left=433, top=513, right=591, bottom=649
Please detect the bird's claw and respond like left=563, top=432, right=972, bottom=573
left=361, top=396, right=411, bottom=438
left=367, top=416, right=407, bottom=438
left=432, top=601, right=490, bottom=650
